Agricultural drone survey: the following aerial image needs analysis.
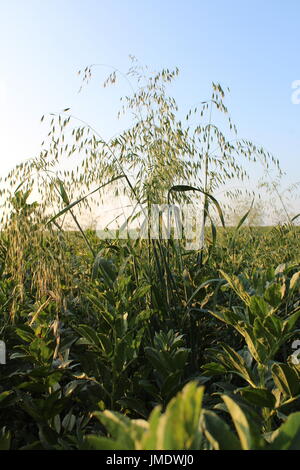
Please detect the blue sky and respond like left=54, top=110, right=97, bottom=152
left=0, top=0, right=299, bottom=198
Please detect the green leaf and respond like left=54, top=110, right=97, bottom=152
left=222, top=394, right=263, bottom=450
left=0, top=427, right=11, bottom=450
left=93, top=410, right=134, bottom=445
left=201, top=362, right=228, bottom=376
left=57, top=179, right=70, bottom=205
left=219, top=271, right=251, bottom=306
left=239, top=387, right=276, bottom=408
left=290, top=271, right=300, bottom=290
left=74, top=324, right=102, bottom=350
left=84, top=435, right=129, bottom=450
left=168, top=185, right=225, bottom=227
left=249, top=295, right=273, bottom=318
left=272, top=363, right=300, bottom=397
left=264, top=283, right=283, bottom=308
left=201, top=409, right=242, bottom=450
left=270, top=412, right=300, bottom=449
left=149, top=381, right=204, bottom=450
left=0, top=391, right=13, bottom=404
left=15, top=325, right=35, bottom=343
left=218, top=344, right=257, bottom=387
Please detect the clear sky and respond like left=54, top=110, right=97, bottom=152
left=0, top=0, right=299, bottom=200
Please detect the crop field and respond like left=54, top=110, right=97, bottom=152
left=0, top=222, right=299, bottom=450
left=0, top=65, right=299, bottom=452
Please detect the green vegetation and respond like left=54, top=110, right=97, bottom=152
left=0, top=63, right=299, bottom=450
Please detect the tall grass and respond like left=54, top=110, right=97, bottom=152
left=0, top=62, right=299, bottom=450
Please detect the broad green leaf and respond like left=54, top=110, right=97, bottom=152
left=222, top=394, right=263, bottom=450
left=290, top=271, right=300, bottom=290
left=249, top=295, right=273, bottom=318
left=239, top=387, right=276, bottom=408
left=272, top=363, right=300, bottom=397
left=220, top=271, right=251, bottom=306
left=270, top=412, right=300, bottom=449
left=201, top=409, right=241, bottom=450
left=264, top=283, right=283, bottom=308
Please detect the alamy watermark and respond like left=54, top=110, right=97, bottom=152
left=0, top=340, right=6, bottom=364
left=291, top=339, right=300, bottom=364
left=96, top=203, right=205, bottom=250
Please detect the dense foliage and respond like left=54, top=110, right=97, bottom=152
left=0, top=63, right=299, bottom=450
